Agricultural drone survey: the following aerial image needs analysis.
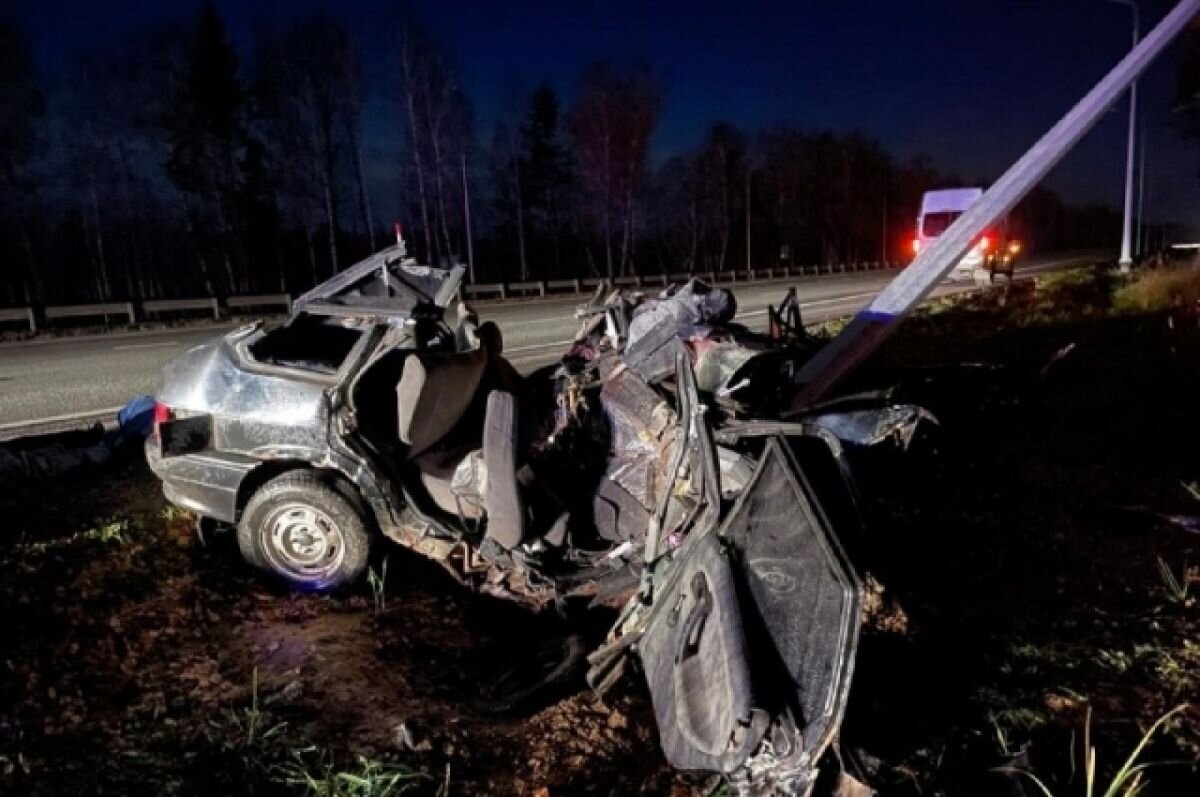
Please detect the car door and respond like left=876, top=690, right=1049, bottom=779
left=636, top=351, right=862, bottom=787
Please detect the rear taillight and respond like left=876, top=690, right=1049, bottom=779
left=912, top=238, right=921, bottom=254
left=153, top=401, right=174, bottom=436
left=977, top=235, right=991, bottom=253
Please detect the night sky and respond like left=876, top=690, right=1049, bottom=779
left=12, top=0, right=1200, bottom=229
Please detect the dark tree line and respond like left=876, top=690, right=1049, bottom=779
left=0, top=5, right=1121, bottom=307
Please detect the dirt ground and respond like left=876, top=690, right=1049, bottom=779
left=1, top=267, right=1197, bottom=796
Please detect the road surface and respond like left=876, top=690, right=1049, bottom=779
left=0, top=255, right=1087, bottom=437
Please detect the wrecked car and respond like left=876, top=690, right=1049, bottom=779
left=147, top=239, right=931, bottom=793
left=135, top=3, right=1200, bottom=788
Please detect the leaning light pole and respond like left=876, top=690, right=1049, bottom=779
left=789, top=0, right=1200, bottom=412
left=1111, top=0, right=1141, bottom=272
left=1136, top=121, right=1147, bottom=257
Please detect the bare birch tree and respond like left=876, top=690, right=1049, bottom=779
left=394, top=19, right=473, bottom=267
left=567, top=64, right=660, bottom=278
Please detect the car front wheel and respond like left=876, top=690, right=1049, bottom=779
left=238, top=471, right=370, bottom=591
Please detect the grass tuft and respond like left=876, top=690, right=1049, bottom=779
left=1155, top=556, right=1190, bottom=605
left=280, top=750, right=426, bottom=797
left=1113, top=266, right=1200, bottom=314
left=367, top=557, right=389, bottom=616
left=999, top=704, right=1191, bottom=797
left=159, top=505, right=190, bottom=522
left=209, top=667, right=287, bottom=753
left=82, top=519, right=129, bottom=545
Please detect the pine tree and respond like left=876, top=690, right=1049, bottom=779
left=520, top=85, right=570, bottom=275
left=162, top=3, right=249, bottom=294
left=0, top=17, right=44, bottom=303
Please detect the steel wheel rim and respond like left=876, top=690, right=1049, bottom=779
left=262, top=502, right=345, bottom=583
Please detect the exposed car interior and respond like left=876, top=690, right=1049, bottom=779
left=395, top=345, right=489, bottom=456
left=346, top=311, right=546, bottom=547
left=342, top=296, right=682, bottom=588
left=247, top=313, right=365, bottom=374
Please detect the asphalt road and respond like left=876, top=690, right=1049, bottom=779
left=0, top=254, right=1088, bottom=436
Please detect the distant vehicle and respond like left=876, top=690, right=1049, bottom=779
left=913, top=187, right=1021, bottom=282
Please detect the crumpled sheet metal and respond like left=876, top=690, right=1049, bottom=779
left=624, top=280, right=738, bottom=383
left=600, top=368, right=676, bottom=509
left=691, top=339, right=761, bottom=395
left=626, top=279, right=736, bottom=350
left=808, top=403, right=937, bottom=449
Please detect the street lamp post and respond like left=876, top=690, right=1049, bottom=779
left=1136, top=121, right=1146, bottom=257
left=1110, top=0, right=1140, bottom=272
left=789, top=0, right=1200, bottom=410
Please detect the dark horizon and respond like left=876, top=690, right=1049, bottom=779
left=3, top=0, right=1197, bottom=308
left=11, top=0, right=1200, bottom=228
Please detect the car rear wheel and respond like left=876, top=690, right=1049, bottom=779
left=238, top=471, right=370, bottom=590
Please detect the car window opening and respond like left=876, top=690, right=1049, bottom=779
left=247, top=313, right=365, bottom=374
left=921, top=211, right=961, bottom=238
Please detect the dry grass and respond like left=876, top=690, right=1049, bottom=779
left=1113, top=266, right=1200, bottom=314
left=1003, top=705, right=1192, bottom=797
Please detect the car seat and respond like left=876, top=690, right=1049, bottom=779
left=396, top=346, right=489, bottom=457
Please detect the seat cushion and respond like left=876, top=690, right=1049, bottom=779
left=396, top=347, right=487, bottom=456
left=483, top=390, right=524, bottom=549
left=412, top=446, right=486, bottom=520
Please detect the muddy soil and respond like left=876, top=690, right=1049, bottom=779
left=1, top=273, right=1197, bottom=795
left=0, top=459, right=704, bottom=796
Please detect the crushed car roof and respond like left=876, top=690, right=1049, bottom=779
left=294, top=243, right=465, bottom=319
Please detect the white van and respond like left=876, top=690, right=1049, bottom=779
left=913, top=188, right=1019, bottom=281
left=915, top=188, right=984, bottom=278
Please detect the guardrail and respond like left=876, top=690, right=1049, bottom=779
left=143, top=297, right=221, bottom=319
left=461, top=261, right=898, bottom=300
left=226, top=293, right=293, bottom=314
left=0, top=307, right=36, bottom=333
left=2, top=262, right=901, bottom=333
left=45, top=302, right=136, bottom=325
left=0, top=294, right=293, bottom=333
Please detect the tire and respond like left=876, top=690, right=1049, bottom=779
left=237, top=471, right=370, bottom=591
